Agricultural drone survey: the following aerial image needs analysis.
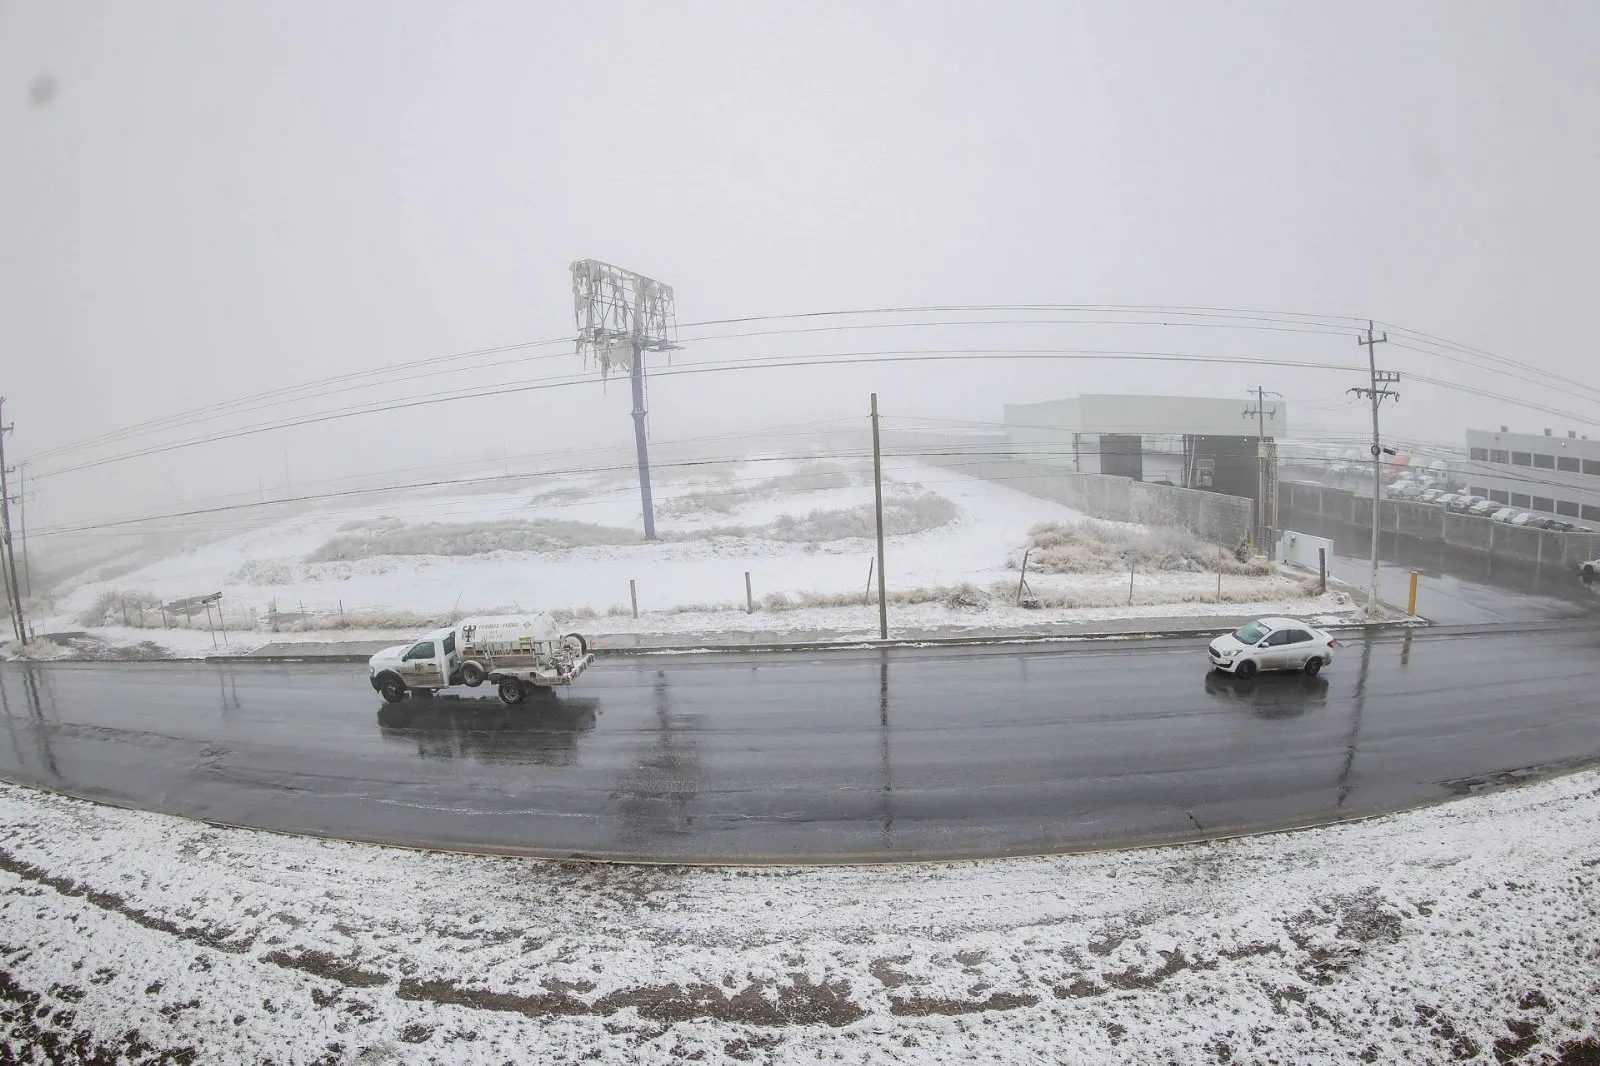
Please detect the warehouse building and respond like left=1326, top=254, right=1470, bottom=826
left=1463, top=426, right=1600, bottom=525
left=1003, top=392, right=1286, bottom=489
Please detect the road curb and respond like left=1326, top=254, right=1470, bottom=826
left=198, top=617, right=1423, bottom=665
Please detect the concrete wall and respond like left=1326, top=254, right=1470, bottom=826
left=891, top=432, right=1253, bottom=544
left=1279, top=480, right=1600, bottom=567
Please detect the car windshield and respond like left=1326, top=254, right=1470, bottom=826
left=1233, top=621, right=1271, bottom=644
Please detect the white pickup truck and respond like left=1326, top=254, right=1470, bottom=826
left=368, top=614, right=594, bottom=706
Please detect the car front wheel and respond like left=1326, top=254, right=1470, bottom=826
left=1234, top=659, right=1258, bottom=679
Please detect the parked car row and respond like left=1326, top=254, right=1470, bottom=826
left=1411, top=490, right=1588, bottom=532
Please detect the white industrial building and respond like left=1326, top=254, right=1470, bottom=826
left=1002, top=392, right=1288, bottom=491
left=1463, top=426, right=1600, bottom=524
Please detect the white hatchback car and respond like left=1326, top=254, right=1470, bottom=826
left=1208, top=617, right=1338, bottom=678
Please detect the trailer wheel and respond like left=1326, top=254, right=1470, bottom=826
left=562, top=633, right=589, bottom=658
left=460, top=660, right=486, bottom=687
left=378, top=675, right=407, bottom=704
left=498, top=679, right=527, bottom=705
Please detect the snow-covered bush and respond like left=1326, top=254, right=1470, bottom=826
left=306, top=519, right=644, bottom=561
left=1016, top=520, right=1274, bottom=576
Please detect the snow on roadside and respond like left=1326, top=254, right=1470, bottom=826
left=1, top=772, right=1597, bottom=1063
left=23, top=463, right=1354, bottom=659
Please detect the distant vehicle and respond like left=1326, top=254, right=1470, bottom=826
left=1581, top=559, right=1600, bottom=576
left=1511, top=512, right=1539, bottom=526
left=1207, top=617, right=1338, bottom=678
left=368, top=614, right=595, bottom=705
left=1386, top=479, right=1422, bottom=500
left=1533, top=518, right=1579, bottom=532
left=1418, top=488, right=1445, bottom=503
left=1434, top=493, right=1462, bottom=509
left=1467, top=499, right=1499, bottom=518
left=1490, top=507, right=1518, bottom=523
left=1448, top=495, right=1485, bottom=514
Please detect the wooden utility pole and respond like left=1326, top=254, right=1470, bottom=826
left=16, top=462, right=30, bottom=598
left=0, top=398, right=25, bottom=640
left=870, top=393, right=888, bottom=640
left=1243, top=386, right=1281, bottom=558
left=1350, top=323, right=1398, bottom=617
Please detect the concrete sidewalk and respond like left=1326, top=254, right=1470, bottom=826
left=206, top=611, right=1419, bottom=664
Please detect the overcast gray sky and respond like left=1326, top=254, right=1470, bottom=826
left=5, top=1, right=1600, bottom=530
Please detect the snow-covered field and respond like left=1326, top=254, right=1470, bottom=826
left=1, top=770, right=1596, bottom=1064
left=21, top=461, right=1353, bottom=658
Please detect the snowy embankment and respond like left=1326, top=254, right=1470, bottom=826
left=1, top=771, right=1596, bottom=1063
left=19, top=461, right=1355, bottom=658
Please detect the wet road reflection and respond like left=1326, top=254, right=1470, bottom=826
left=3, top=628, right=1600, bottom=862
left=377, top=696, right=600, bottom=767
left=1203, top=670, right=1329, bottom=718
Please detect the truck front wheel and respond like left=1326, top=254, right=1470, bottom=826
left=498, top=679, right=527, bottom=705
left=378, top=676, right=407, bottom=704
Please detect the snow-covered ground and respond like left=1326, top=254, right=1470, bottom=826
left=21, top=461, right=1355, bottom=658
left=1, top=771, right=1596, bottom=1063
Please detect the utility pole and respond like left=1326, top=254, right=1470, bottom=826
left=870, top=393, right=888, bottom=641
left=571, top=261, right=678, bottom=541
left=17, top=462, right=31, bottom=598
left=1243, top=387, right=1282, bottom=558
left=1350, top=322, right=1399, bottom=617
left=0, top=398, right=25, bottom=641
left=629, top=332, right=656, bottom=541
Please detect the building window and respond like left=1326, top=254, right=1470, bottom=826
left=1489, top=489, right=1509, bottom=504
left=1558, top=456, right=1580, bottom=472
left=1557, top=500, right=1581, bottom=517
left=1584, top=459, right=1600, bottom=476
left=1512, top=452, right=1533, bottom=466
left=1534, top=453, right=1556, bottom=469
left=1490, top=450, right=1509, bottom=463
left=1469, top=447, right=1488, bottom=461
left=1584, top=505, right=1600, bottom=523
left=1512, top=493, right=1531, bottom=508
left=1534, top=497, right=1555, bottom=513
left=1469, top=486, right=1487, bottom=496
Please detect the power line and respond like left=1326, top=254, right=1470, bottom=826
left=28, top=348, right=1377, bottom=482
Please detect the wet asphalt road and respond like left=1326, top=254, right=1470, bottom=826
left=3, top=626, right=1599, bottom=863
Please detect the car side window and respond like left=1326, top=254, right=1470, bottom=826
left=1264, top=631, right=1291, bottom=646
left=404, top=641, right=435, bottom=661
left=1284, top=630, right=1312, bottom=644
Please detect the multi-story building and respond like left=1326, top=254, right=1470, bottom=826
left=1462, top=426, right=1600, bottom=524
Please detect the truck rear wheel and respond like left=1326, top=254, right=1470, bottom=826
left=378, top=676, right=407, bottom=703
left=460, top=660, right=486, bottom=687
left=498, top=679, right=527, bottom=705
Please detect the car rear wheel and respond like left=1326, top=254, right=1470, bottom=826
left=1235, top=659, right=1258, bottom=679
left=1304, top=657, right=1323, bottom=677
left=498, top=679, right=527, bottom=705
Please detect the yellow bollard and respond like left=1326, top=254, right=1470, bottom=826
left=1407, top=570, right=1420, bottom=616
